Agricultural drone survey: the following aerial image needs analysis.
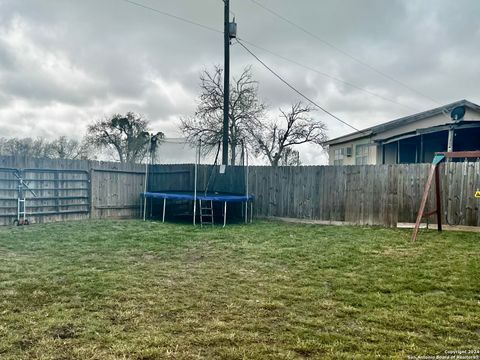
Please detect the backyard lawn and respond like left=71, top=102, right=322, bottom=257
left=0, top=220, right=478, bottom=359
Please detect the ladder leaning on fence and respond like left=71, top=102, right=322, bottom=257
left=13, top=171, right=37, bottom=226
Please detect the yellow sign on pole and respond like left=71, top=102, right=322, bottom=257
left=475, top=189, right=480, bottom=198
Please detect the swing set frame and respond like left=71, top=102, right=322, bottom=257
left=411, top=150, right=480, bottom=241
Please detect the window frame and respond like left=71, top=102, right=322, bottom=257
left=333, top=148, right=344, bottom=165
left=355, top=144, right=369, bottom=165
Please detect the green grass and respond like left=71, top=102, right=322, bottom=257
left=0, top=220, right=478, bottom=359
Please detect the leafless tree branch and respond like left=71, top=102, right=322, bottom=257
left=180, top=65, right=266, bottom=165
left=248, top=101, right=327, bottom=166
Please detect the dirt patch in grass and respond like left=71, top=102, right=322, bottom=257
left=50, top=324, right=77, bottom=340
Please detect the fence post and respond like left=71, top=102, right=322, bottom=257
left=89, top=169, right=94, bottom=219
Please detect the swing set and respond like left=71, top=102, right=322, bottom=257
left=411, top=150, right=480, bottom=241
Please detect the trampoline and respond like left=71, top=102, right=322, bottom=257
left=141, top=191, right=254, bottom=227
left=140, top=138, right=254, bottom=227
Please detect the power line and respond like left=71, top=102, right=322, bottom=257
left=120, top=0, right=223, bottom=34
left=236, top=39, right=364, bottom=133
left=118, top=0, right=418, bottom=112
left=238, top=38, right=418, bottom=112
left=116, top=0, right=435, bottom=127
left=247, top=0, right=441, bottom=105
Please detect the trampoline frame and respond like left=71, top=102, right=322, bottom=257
left=141, top=191, right=254, bottom=227
left=141, top=139, right=253, bottom=227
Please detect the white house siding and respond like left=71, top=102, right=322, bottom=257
left=328, top=139, right=378, bottom=165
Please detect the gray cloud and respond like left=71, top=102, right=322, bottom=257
left=0, top=0, right=479, bottom=164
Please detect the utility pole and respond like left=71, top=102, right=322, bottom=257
left=222, top=0, right=230, bottom=166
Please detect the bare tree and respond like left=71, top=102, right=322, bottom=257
left=279, top=147, right=302, bottom=166
left=249, top=102, right=327, bottom=166
left=0, top=136, right=95, bottom=160
left=180, top=65, right=266, bottom=165
left=49, top=136, right=94, bottom=160
left=86, top=112, right=164, bottom=163
left=0, top=137, right=54, bottom=158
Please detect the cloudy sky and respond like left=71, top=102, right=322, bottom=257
left=1, top=0, right=479, bottom=164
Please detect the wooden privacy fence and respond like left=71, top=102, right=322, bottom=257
left=90, top=167, right=146, bottom=219
left=149, top=162, right=480, bottom=227
left=0, top=167, right=90, bottom=224
left=248, top=163, right=480, bottom=227
left=148, top=164, right=247, bottom=194
left=0, top=156, right=146, bottom=225
left=0, top=155, right=478, bottom=227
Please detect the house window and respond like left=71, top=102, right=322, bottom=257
left=356, top=144, right=369, bottom=165
left=334, top=148, right=344, bottom=165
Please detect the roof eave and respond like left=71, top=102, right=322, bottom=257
left=326, top=99, right=480, bottom=146
left=325, top=130, right=373, bottom=146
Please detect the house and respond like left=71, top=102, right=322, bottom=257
left=325, top=99, right=480, bottom=165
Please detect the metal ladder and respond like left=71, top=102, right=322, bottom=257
left=13, top=171, right=36, bottom=226
left=199, top=200, right=214, bottom=227
left=16, top=198, right=28, bottom=225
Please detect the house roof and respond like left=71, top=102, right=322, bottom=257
left=325, top=99, right=480, bottom=146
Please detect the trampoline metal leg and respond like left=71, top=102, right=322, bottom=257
left=223, top=201, right=227, bottom=228
left=199, top=199, right=202, bottom=227
left=162, top=198, right=166, bottom=223
left=244, top=201, right=248, bottom=224
left=142, top=195, right=147, bottom=221
left=193, top=199, right=196, bottom=226
left=250, top=201, right=253, bottom=223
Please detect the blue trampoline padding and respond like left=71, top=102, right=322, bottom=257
left=141, top=192, right=254, bottom=203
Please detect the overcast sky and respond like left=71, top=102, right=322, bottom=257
left=1, top=0, right=479, bottom=164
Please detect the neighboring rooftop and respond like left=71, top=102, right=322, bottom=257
left=326, top=99, right=480, bottom=146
